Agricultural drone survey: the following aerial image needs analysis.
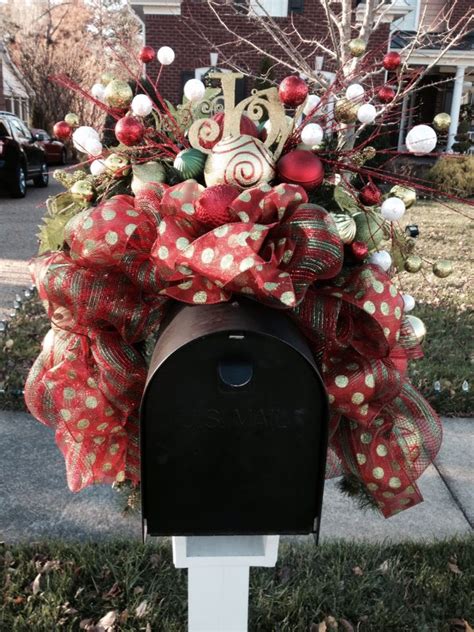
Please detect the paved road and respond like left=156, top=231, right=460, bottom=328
left=0, top=180, right=62, bottom=319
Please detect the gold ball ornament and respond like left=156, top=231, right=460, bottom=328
left=70, top=179, right=94, bottom=201
left=390, top=185, right=417, bottom=209
left=362, top=146, right=377, bottom=161
left=433, top=259, right=453, bottom=278
left=405, top=315, right=426, bottom=345
left=105, top=153, right=130, bottom=177
left=349, top=38, right=367, bottom=57
left=204, top=135, right=275, bottom=188
left=404, top=254, right=423, bottom=273
left=104, top=80, right=133, bottom=109
left=101, top=71, right=115, bottom=86
left=64, top=112, right=79, bottom=127
left=335, top=99, right=359, bottom=124
left=331, top=213, right=357, bottom=244
left=433, top=113, right=451, bottom=133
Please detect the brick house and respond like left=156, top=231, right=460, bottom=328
left=129, top=0, right=474, bottom=151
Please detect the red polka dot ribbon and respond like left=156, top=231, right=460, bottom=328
left=24, top=180, right=441, bottom=516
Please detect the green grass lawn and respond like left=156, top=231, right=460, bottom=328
left=0, top=200, right=472, bottom=416
left=1, top=538, right=473, bottom=631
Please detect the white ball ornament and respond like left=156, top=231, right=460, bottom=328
left=131, top=94, right=153, bottom=117
left=369, top=250, right=392, bottom=271
left=406, top=124, right=437, bottom=155
left=83, top=137, right=103, bottom=157
left=72, top=126, right=99, bottom=152
left=157, top=46, right=175, bottom=65
left=381, top=197, right=406, bottom=221
left=402, top=294, right=415, bottom=312
left=91, top=83, right=106, bottom=101
left=301, top=123, right=324, bottom=146
left=345, top=83, right=365, bottom=100
left=90, top=159, right=106, bottom=176
left=303, top=94, right=321, bottom=116
left=357, top=103, right=377, bottom=124
left=184, top=78, right=206, bottom=102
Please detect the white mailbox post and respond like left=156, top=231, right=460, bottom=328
left=172, top=535, right=280, bottom=632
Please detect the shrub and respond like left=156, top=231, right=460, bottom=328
left=428, top=155, right=474, bottom=198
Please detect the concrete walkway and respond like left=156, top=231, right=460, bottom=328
left=0, top=410, right=472, bottom=543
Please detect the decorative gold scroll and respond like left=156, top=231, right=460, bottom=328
left=188, top=72, right=296, bottom=159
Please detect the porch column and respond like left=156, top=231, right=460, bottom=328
left=447, top=65, right=466, bottom=151
left=398, top=94, right=408, bottom=151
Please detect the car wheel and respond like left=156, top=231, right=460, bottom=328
left=60, top=149, right=67, bottom=165
left=33, top=161, right=49, bottom=188
left=10, top=164, right=27, bottom=198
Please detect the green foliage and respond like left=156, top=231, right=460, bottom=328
left=1, top=539, right=473, bottom=631
left=428, top=156, right=474, bottom=198
left=37, top=193, right=88, bottom=254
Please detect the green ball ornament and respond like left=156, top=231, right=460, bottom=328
left=405, top=315, right=426, bottom=345
left=404, top=255, right=422, bottom=273
left=64, top=112, right=79, bottom=127
left=433, top=112, right=451, bottom=133
left=349, top=38, right=366, bottom=57
left=331, top=213, right=357, bottom=244
left=433, top=259, right=453, bottom=278
left=104, top=80, right=133, bottom=109
left=354, top=212, right=387, bottom=252
left=390, top=185, right=417, bottom=209
left=173, top=148, right=206, bottom=180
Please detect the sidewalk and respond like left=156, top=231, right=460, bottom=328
left=0, top=410, right=472, bottom=543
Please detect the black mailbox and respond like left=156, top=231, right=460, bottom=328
left=140, top=298, right=328, bottom=539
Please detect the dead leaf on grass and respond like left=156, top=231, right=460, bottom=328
left=340, top=619, right=355, bottom=632
left=448, top=619, right=474, bottom=631
left=352, top=566, right=363, bottom=576
left=135, top=600, right=149, bottom=619
left=31, top=573, right=42, bottom=595
left=102, top=581, right=122, bottom=599
left=378, top=560, right=390, bottom=574
left=447, top=561, right=463, bottom=575
left=97, top=609, right=118, bottom=629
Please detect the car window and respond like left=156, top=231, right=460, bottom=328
left=0, top=120, right=10, bottom=137
left=9, top=117, right=32, bottom=141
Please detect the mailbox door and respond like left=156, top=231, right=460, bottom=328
left=141, top=301, right=328, bottom=536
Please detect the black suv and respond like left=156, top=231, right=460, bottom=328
left=0, top=111, right=48, bottom=198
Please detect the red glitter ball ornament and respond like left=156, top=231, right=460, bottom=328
left=139, top=45, right=155, bottom=64
left=195, top=184, right=241, bottom=229
left=351, top=241, right=369, bottom=260
left=277, top=150, right=324, bottom=191
left=359, top=182, right=382, bottom=206
left=53, top=121, right=72, bottom=140
left=383, top=52, right=401, bottom=71
left=115, top=116, right=145, bottom=146
left=377, top=85, right=396, bottom=103
left=278, top=76, right=309, bottom=108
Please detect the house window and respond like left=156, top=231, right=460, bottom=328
left=288, top=0, right=304, bottom=13
left=248, top=0, right=289, bottom=17
left=391, top=0, right=420, bottom=32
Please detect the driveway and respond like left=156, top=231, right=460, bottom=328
left=0, top=180, right=62, bottom=319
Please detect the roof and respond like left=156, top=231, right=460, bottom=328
left=0, top=43, right=32, bottom=99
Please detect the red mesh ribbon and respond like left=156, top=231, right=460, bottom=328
left=25, top=180, right=441, bottom=515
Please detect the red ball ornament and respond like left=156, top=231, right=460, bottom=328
left=115, top=116, right=145, bottom=146
left=383, top=52, right=401, bottom=71
left=139, top=45, right=155, bottom=64
left=53, top=120, right=72, bottom=140
left=278, top=76, right=309, bottom=108
left=359, top=182, right=382, bottom=206
left=351, top=241, right=369, bottom=260
left=195, top=184, right=241, bottom=229
left=277, top=150, right=324, bottom=191
left=377, top=85, right=396, bottom=103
